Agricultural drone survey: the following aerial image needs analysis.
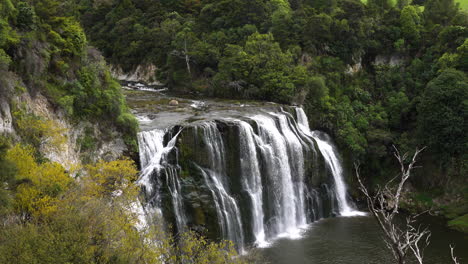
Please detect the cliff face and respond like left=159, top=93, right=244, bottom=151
left=0, top=1, right=138, bottom=169
left=0, top=84, right=127, bottom=170
left=110, top=64, right=163, bottom=86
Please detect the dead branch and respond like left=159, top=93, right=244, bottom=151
left=450, top=245, right=460, bottom=264
left=354, top=146, right=429, bottom=264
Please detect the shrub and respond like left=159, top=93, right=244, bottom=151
left=13, top=110, right=66, bottom=151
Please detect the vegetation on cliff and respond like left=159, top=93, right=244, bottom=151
left=0, top=0, right=138, bottom=150
left=0, top=141, right=249, bottom=263
left=0, top=0, right=253, bottom=262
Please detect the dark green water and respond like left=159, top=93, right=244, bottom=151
left=260, top=215, right=467, bottom=264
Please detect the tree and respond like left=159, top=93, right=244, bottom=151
left=424, top=0, right=459, bottom=26
left=0, top=154, right=253, bottom=264
left=355, top=146, right=462, bottom=264
left=5, top=144, right=71, bottom=220
left=355, top=147, right=430, bottom=264
left=0, top=137, right=16, bottom=216
left=215, top=32, right=311, bottom=102
left=417, top=69, right=467, bottom=163
left=400, top=6, right=422, bottom=46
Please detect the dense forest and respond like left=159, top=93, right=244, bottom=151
left=0, top=0, right=467, bottom=263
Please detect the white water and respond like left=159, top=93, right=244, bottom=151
left=251, top=113, right=308, bottom=240
left=238, top=121, right=268, bottom=247
left=198, top=122, right=245, bottom=252
left=165, top=166, right=187, bottom=232
left=137, top=129, right=189, bottom=230
left=138, top=129, right=180, bottom=191
left=296, top=108, right=365, bottom=217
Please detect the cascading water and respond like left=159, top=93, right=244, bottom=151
left=296, top=108, right=365, bottom=217
left=250, top=113, right=306, bottom=239
left=238, top=121, right=267, bottom=247
left=137, top=129, right=188, bottom=231
left=137, top=106, right=363, bottom=252
left=196, top=122, right=245, bottom=252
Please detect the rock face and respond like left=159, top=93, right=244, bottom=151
left=137, top=106, right=357, bottom=251
left=110, top=64, right=162, bottom=86
left=0, top=99, right=13, bottom=133
left=0, top=90, right=127, bottom=171
left=374, top=54, right=406, bottom=67
left=346, top=61, right=362, bottom=75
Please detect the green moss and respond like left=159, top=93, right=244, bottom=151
left=413, top=193, right=434, bottom=206
left=180, top=168, right=190, bottom=178
left=448, top=214, right=468, bottom=233
left=178, top=137, right=195, bottom=169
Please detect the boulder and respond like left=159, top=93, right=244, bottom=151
left=169, top=100, right=179, bottom=106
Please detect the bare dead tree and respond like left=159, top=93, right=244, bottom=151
left=450, top=245, right=460, bottom=264
left=354, top=146, right=431, bottom=264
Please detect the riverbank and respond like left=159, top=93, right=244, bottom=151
left=400, top=187, right=468, bottom=234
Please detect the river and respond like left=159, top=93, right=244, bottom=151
left=260, top=215, right=467, bottom=264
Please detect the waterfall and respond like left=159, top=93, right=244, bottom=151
left=137, top=107, right=363, bottom=252
left=238, top=121, right=267, bottom=247
left=197, top=122, right=245, bottom=252
left=296, top=108, right=365, bottom=217
left=137, top=129, right=188, bottom=231
left=165, top=166, right=187, bottom=232
left=250, top=113, right=308, bottom=239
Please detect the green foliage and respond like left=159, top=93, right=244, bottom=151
left=0, top=136, right=16, bottom=216
left=48, top=17, right=87, bottom=57
left=400, top=6, right=422, bottom=46
left=5, top=144, right=71, bottom=219
left=215, top=32, right=311, bottom=103
left=175, top=231, right=246, bottom=264
left=424, top=0, right=459, bottom=26
left=12, top=110, right=66, bottom=151
left=0, top=153, right=250, bottom=263
left=0, top=0, right=16, bottom=19
left=0, top=17, right=19, bottom=48
left=72, top=0, right=467, bottom=191
left=417, top=69, right=467, bottom=162
left=0, top=48, right=11, bottom=70
left=16, top=1, right=36, bottom=30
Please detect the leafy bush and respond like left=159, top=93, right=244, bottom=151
left=16, top=1, right=36, bottom=30
left=0, top=48, right=11, bottom=70
left=0, top=156, right=251, bottom=263
left=13, top=110, right=66, bottom=151
left=5, top=144, right=71, bottom=219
